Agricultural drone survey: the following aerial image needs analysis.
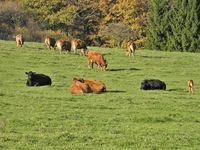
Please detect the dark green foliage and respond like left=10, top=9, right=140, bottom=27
left=146, top=0, right=200, bottom=52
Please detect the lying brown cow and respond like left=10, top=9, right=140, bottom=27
left=87, top=51, right=108, bottom=71
left=126, top=41, right=136, bottom=56
left=54, top=40, right=71, bottom=54
left=14, top=34, right=24, bottom=48
left=44, top=36, right=56, bottom=50
left=71, top=39, right=87, bottom=55
left=70, top=78, right=92, bottom=94
left=76, top=78, right=106, bottom=93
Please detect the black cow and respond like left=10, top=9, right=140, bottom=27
left=25, top=71, right=52, bottom=86
left=140, top=79, right=166, bottom=90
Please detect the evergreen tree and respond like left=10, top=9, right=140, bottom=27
left=146, top=0, right=171, bottom=50
left=146, top=0, right=200, bottom=52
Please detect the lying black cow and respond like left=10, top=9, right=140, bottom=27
left=25, top=71, right=52, bottom=86
left=140, top=79, right=166, bottom=90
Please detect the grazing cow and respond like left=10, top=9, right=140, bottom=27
left=25, top=71, right=52, bottom=86
left=71, top=39, right=87, bottom=55
left=126, top=41, right=136, bottom=56
left=44, top=36, right=56, bottom=50
left=188, top=80, right=194, bottom=94
left=70, top=78, right=92, bottom=94
left=14, top=34, right=24, bottom=48
left=54, top=40, right=71, bottom=54
left=87, top=51, right=108, bottom=71
left=140, top=79, right=166, bottom=90
left=76, top=78, right=106, bottom=93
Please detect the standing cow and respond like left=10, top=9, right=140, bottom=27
left=126, top=41, right=136, bottom=56
left=76, top=78, right=106, bottom=93
left=71, top=39, right=87, bottom=55
left=70, top=78, right=92, bottom=94
left=87, top=51, right=108, bottom=71
left=44, top=36, right=56, bottom=50
left=54, top=40, right=71, bottom=54
left=14, top=34, right=24, bottom=48
left=25, top=71, right=52, bottom=86
left=140, top=79, right=166, bottom=90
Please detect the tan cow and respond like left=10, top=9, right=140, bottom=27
left=71, top=39, right=87, bottom=55
left=44, top=36, right=56, bottom=50
left=77, top=78, right=106, bottom=93
left=87, top=51, right=108, bottom=71
left=70, top=78, right=92, bottom=94
left=188, top=80, right=194, bottom=94
left=54, top=40, right=71, bottom=54
left=14, top=34, right=24, bottom=48
left=126, top=41, right=136, bottom=56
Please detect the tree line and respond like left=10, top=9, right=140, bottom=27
left=0, top=0, right=200, bottom=52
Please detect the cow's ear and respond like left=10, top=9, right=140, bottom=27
left=25, top=72, right=28, bottom=74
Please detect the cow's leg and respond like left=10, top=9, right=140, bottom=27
left=88, top=60, right=91, bottom=69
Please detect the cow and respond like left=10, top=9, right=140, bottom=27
left=44, top=36, right=56, bottom=50
left=71, top=39, right=87, bottom=55
left=126, top=41, right=136, bottom=56
left=140, top=79, right=166, bottom=90
left=76, top=78, right=106, bottom=93
left=25, top=71, right=52, bottom=86
left=87, top=51, right=108, bottom=71
left=188, top=80, right=194, bottom=94
left=14, top=34, right=24, bottom=48
left=70, top=78, right=92, bottom=94
left=54, top=40, right=71, bottom=54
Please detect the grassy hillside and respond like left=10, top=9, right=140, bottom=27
left=0, top=40, right=200, bottom=149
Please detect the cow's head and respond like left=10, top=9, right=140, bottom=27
left=25, top=71, right=36, bottom=79
left=102, top=60, right=108, bottom=71
left=140, top=80, right=150, bottom=90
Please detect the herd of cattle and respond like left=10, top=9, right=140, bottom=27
left=13, top=34, right=194, bottom=94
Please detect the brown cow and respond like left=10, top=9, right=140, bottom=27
left=71, top=39, right=87, bottom=55
left=87, top=51, right=108, bottom=71
left=54, top=40, right=71, bottom=54
left=70, top=78, right=92, bottom=94
left=188, top=80, right=194, bottom=94
left=44, top=36, right=56, bottom=50
left=77, top=78, right=106, bottom=93
left=126, top=41, right=136, bottom=56
left=14, top=34, right=24, bottom=48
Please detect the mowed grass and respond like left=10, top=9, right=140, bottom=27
left=0, top=40, right=200, bottom=149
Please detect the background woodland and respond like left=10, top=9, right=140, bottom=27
left=0, top=0, right=200, bottom=52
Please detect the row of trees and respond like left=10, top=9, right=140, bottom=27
left=0, top=0, right=148, bottom=48
left=0, top=0, right=200, bottom=52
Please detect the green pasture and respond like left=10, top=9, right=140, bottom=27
left=0, top=40, right=200, bottom=149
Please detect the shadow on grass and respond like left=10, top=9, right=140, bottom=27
left=108, top=68, right=140, bottom=72
left=168, top=88, right=185, bottom=92
left=105, top=90, right=126, bottom=93
left=0, top=93, right=4, bottom=96
left=140, top=55, right=166, bottom=59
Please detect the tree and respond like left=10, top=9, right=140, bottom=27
left=146, top=0, right=200, bottom=52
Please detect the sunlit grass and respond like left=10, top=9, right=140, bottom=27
left=0, top=40, right=200, bottom=149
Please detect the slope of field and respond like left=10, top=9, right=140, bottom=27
left=0, top=40, right=199, bottom=149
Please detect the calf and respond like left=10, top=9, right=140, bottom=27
left=188, top=80, right=194, bottom=94
left=71, top=39, right=87, bottom=55
left=140, top=79, right=166, bottom=90
left=14, top=34, right=24, bottom=48
left=87, top=51, right=108, bottom=71
left=126, top=41, right=136, bottom=56
left=54, top=40, right=71, bottom=54
left=77, top=78, right=106, bottom=93
left=25, top=71, right=52, bottom=86
left=70, top=78, right=92, bottom=94
left=44, top=36, right=56, bottom=50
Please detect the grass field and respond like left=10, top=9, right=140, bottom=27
left=0, top=40, right=200, bottom=149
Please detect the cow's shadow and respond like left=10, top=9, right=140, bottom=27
left=108, top=68, right=140, bottom=72
left=140, top=56, right=166, bottom=59
left=168, top=88, right=185, bottom=92
left=105, top=90, right=126, bottom=93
